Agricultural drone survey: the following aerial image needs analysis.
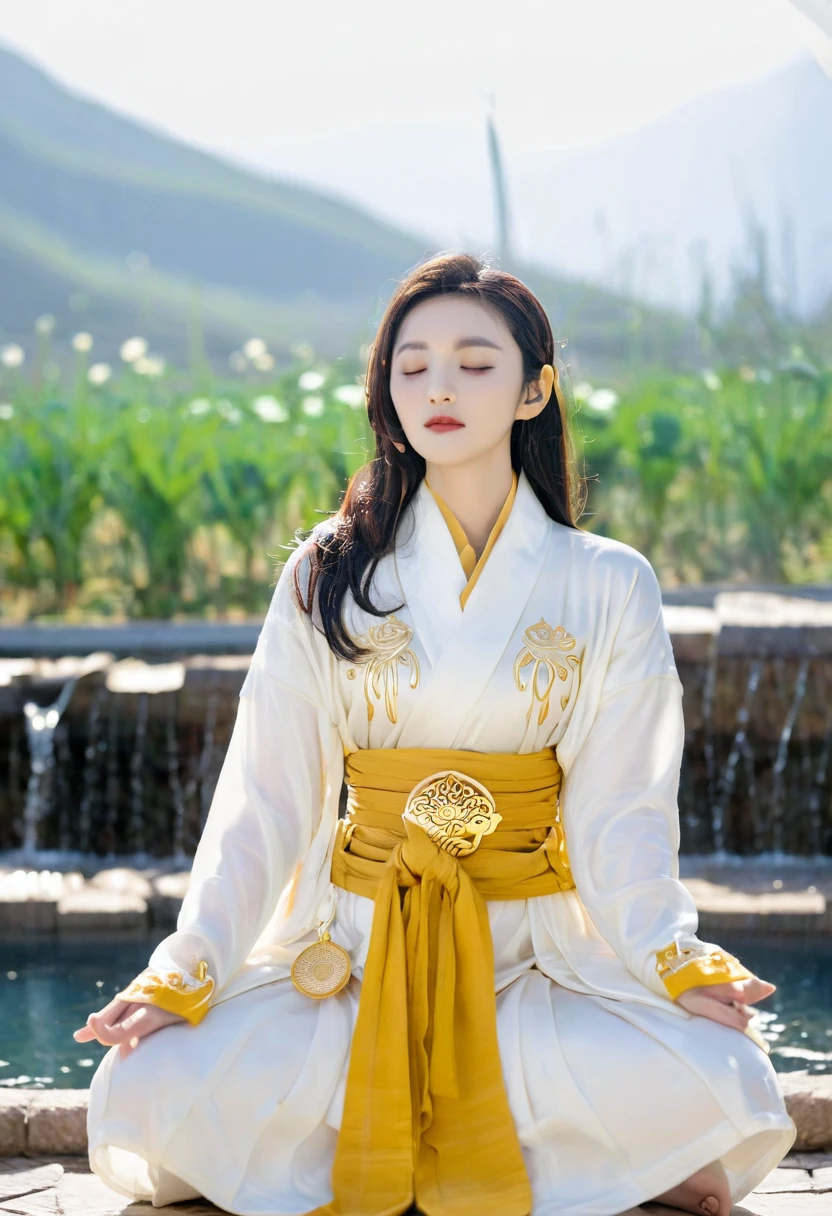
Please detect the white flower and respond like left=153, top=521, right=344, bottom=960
left=572, top=381, right=593, bottom=402
left=134, top=354, right=165, bottom=377
left=137, top=408, right=151, bottom=424
left=0, top=403, right=13, bottom=420
left=72, top=332, right=94, bottom=353
left=253, top=394, right=288, bottom=423
left=702, top=369, right=721, bottom=392
left=301, top=395, right=325, bottom=417
left=228, top=351, right=247, bottom=373
left=88, top=363, right=112, bottom=386
left=35, top=314, right=56, bottom=336
left=1, top=344, right=25, bottom=368
left=587, top=388, right=618, bottom=412
left=253, top=352, right=275, bottom=371
left=243, top=337, right=267, bottom=359
left=738, top=365, right=756, bottom=382
left=120, top=337, right=148, bottom=363
left=333, top=383, right=365, bottom=409
left=187, top=397, right=212, bottom=416
left=218, top=399, right=242, bottom=425
left=291, top=341, right=315, bottom=362
left=298, top=370, right=325, bottom=391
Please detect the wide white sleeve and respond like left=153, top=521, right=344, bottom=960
left=116, top=552, right=341, bottom=1023
left=559, top=553, right=753, bottom=1002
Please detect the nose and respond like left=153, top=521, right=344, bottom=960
left=428, top=379, right=456, bottom=406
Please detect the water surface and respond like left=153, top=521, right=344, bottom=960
left=0, top=932, right=829, bottom=1088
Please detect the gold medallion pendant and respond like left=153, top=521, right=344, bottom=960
left=291, top=922, right=352, bottom=999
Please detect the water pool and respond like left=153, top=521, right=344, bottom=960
left=1, top=933, right=830, bottom=1089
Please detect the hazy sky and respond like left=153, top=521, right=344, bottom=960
left=0, top=0, right=826, bottom=166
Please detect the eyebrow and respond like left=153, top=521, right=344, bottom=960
left=394, top=336, right=503, bottom=356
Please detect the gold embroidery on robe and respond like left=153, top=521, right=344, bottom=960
left=115, top=959, right=215, bottom=1025
left=354, top=614, right=420, bottom=724
left=655, top=939, right=753, bottom=1000
left=513, top=619, right=580, bottom=725
left=655, top=940, right=696, bottom=978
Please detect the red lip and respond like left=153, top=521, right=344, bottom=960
left=426, top=415, right=464, bottom=429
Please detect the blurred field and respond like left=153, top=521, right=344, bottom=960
left=1, top=287, right=830, bottom=623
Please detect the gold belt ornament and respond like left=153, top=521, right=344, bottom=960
left=299, top=745, right=572, bottom=1216
left=291, top=767, right=504, bottom=1000
left=402, top=768, right=502, bottom=855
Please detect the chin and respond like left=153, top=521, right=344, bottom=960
left=418, top=447, right=473, bottom=467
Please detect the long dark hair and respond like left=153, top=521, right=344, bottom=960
left=294, top=251, right=586, bottom=661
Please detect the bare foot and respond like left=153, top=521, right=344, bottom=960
left=650, top=1160, right=731, bottom=1215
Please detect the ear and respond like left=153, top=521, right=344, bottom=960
left=515, top=364, right=556, bottom=422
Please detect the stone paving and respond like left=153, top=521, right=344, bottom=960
left=0, top=1156, right=831, bottom=1216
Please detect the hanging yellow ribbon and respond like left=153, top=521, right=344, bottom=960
left=309, top=746, right=573, bottom=1216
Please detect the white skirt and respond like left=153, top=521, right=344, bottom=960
left=87, top=890, right=795, bottom=1216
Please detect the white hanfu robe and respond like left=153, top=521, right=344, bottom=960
left=87, top=469, right=795, bottom=1216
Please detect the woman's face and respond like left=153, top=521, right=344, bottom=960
left=389, top=295, right=545, bottom=469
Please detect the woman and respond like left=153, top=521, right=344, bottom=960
left=77, top=252, right=795, bottom=1216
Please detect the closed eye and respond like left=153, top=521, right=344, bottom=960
left=401, top=366, right=493, bottom=376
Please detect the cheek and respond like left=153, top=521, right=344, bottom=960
left=390, top=380, right=421, bottom=431
left=465, top=380, right=518, bottom=436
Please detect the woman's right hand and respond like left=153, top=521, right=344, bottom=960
left=73, top=997, right=185, bottom=1059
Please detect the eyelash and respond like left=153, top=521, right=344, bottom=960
left=401, top=366, right=493, bottom=376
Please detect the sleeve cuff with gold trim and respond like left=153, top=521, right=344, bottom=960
left=115, top=959, right=215, bottom=1025
left=655, top=941, right=753, bottom=1001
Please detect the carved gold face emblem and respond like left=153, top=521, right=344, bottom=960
left=403, top=770, right=501, bottom=856
left=353, top=614, right=420, bottom=724
left=513, top=618, right=581, bottom=726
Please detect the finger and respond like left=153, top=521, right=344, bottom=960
left=73, top=1026, right=96, bottom=1041
left=93, top=998, right=132, bottom=1025
left=711, top=977, right=776, bottom=1004
left=85, top=1002, right=128, bottom=1035
left=87, top=998, right=147, bottom=1037
left=709, top=1001, right=752, bottom=1031
left=118, top=1033, right=142, bottom=1060
left=701, top=981, right=752, bottom=1004
left=688, top=997, right=751, bottom=1031
left=742, top=978, right=777, bottom=1002
left=84, top=1017, right=136, bottom=1047
left=118, top=1006, right=152, bottom=1034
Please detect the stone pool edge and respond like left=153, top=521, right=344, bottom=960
left=3, top=857, right=832, bottom=937
left=0, top=1073, right=831, bottom=1157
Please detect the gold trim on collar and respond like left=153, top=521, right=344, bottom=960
left=425, top=470, right=518, bottom=609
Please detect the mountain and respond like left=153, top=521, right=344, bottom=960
left=0, top=44, right=428, bottom=365
left=0, top=43, right=692, bottom=374
left=513, top=55, right=832, bottom=316
left=250, top=56, right=832, bottom=317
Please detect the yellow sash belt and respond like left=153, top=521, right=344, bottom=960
left=312, top=746, right=574, bottom=1216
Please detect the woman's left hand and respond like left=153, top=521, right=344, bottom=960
left=675, top=976, right=776, bottom=1031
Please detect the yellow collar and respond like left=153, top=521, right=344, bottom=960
left=424, top=470, right=518, bottom=609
